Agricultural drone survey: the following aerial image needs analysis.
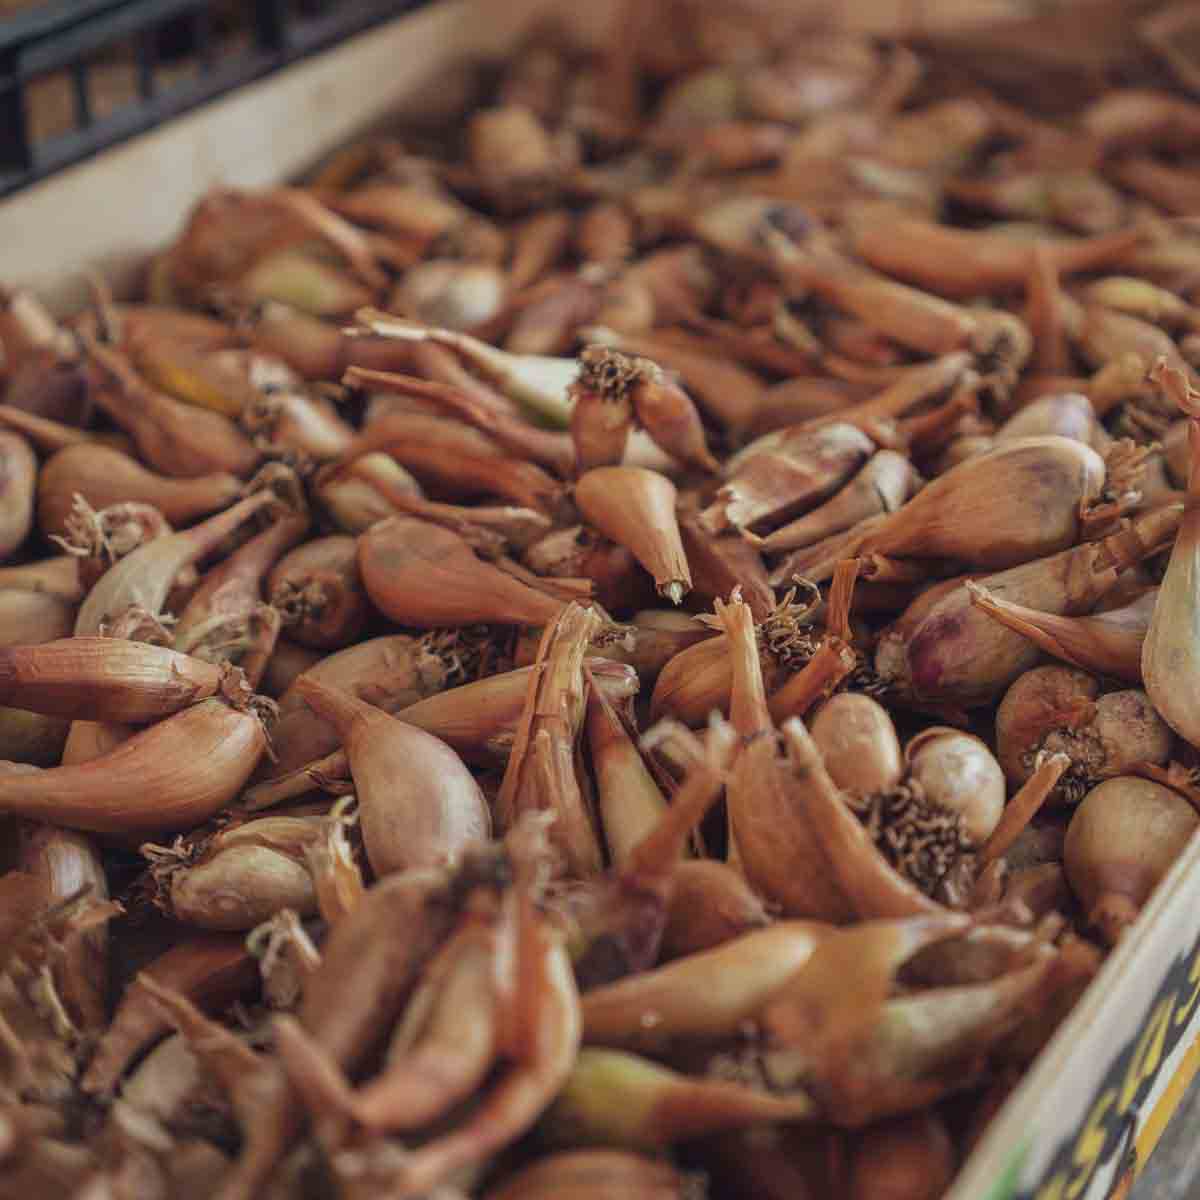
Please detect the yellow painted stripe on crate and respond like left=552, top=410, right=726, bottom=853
left=1135, top=1031, right=1200, bottom=1169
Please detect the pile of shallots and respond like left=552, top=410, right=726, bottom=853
left=3, top=7, right=1200, bottom=1198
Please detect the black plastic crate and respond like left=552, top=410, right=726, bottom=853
left=0, top=0, right=432, bottom=199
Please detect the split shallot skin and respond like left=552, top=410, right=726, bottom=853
left=7, top=18, right=1200, bottom=1200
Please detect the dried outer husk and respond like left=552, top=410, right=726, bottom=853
left=358, top=514, right=564, bottom=628
left=843, top=942, right=1068, bottom=1123
left=144, top=815, right=326, bottom=931
left=874, top=502, right=1182, bottom=706
left=702, top=422, right=875, bottom=534
left=1142, top=361, right=1200, bottom=744
left=855, top=436, right=1106, bottom=569
left=752, top=375, right=872, bottom=435
left=496, top=603, right=605, bottom=877
left=174, top=513, right=307, bottom=680
left=402, top=656, right=636, bottom=771
left=0, top=694, right=270, bottom=835
left=2, top=359, right=91, bottom=436
left=780, top=719, right=951, bottom=918
left=759, top=449, right=920, bottom=554
left=215, top=858, right=483, bottom=1199
left=562, top=715, right=736, bottom=988
left=74, top=480, right=287, bottom=636
left=718, top=592, right=853, bottom=921
left=650, top=585, right=819, bottom=725
left=575, top=466, right=692, bottom=604
left=0, top=637, right=231, bottom=723
left=264, top=829, right=569, bottom=1192
left=335, top=456, right=551, bottom=559
left=36, top=444, right=241, bottom=542
left=303, top=798, right=365, bottom=926
left=117, top=1031, right=222, bottom=1131
left=969, top=583, right=1155, bottom=684
left=244, top=657, right=641, bottom=811
left=349, top=891, right=578, bottom=1193
left=52, top=497, right=177, bottom=594
left=238, top=299, right=409, bottom=381
left=294, top=675, right=489, bottom=878
left=765, top=557, right=860, bottom=727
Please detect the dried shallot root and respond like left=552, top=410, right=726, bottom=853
left=8, top=11, right=1200, bottom=1199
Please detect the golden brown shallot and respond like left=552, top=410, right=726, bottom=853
left=0, top=638, right=230, bottom=723
left=0, top=693, right=270, bottom=835
left=358, top=514, right=564, bottom=628
left=294, top=675, right=489, bottom=877
left=1065, top=776, right=1199, bottom=944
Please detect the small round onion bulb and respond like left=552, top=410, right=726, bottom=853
left=809, top=692, right=903, bottom=797
left=904, top=727, right=1005, bottom=846
left=996, top=666, right=1172, bottom=799
left=166, top=843, right=316, bottom=930
left=1065, top=777, right=1199, bottom=945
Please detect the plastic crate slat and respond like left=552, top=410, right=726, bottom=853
left=0, top=0, right=433, bottom=198
left=20, top=0, right=210, bottom=79
left=0, top=2, right=129, bottom=55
